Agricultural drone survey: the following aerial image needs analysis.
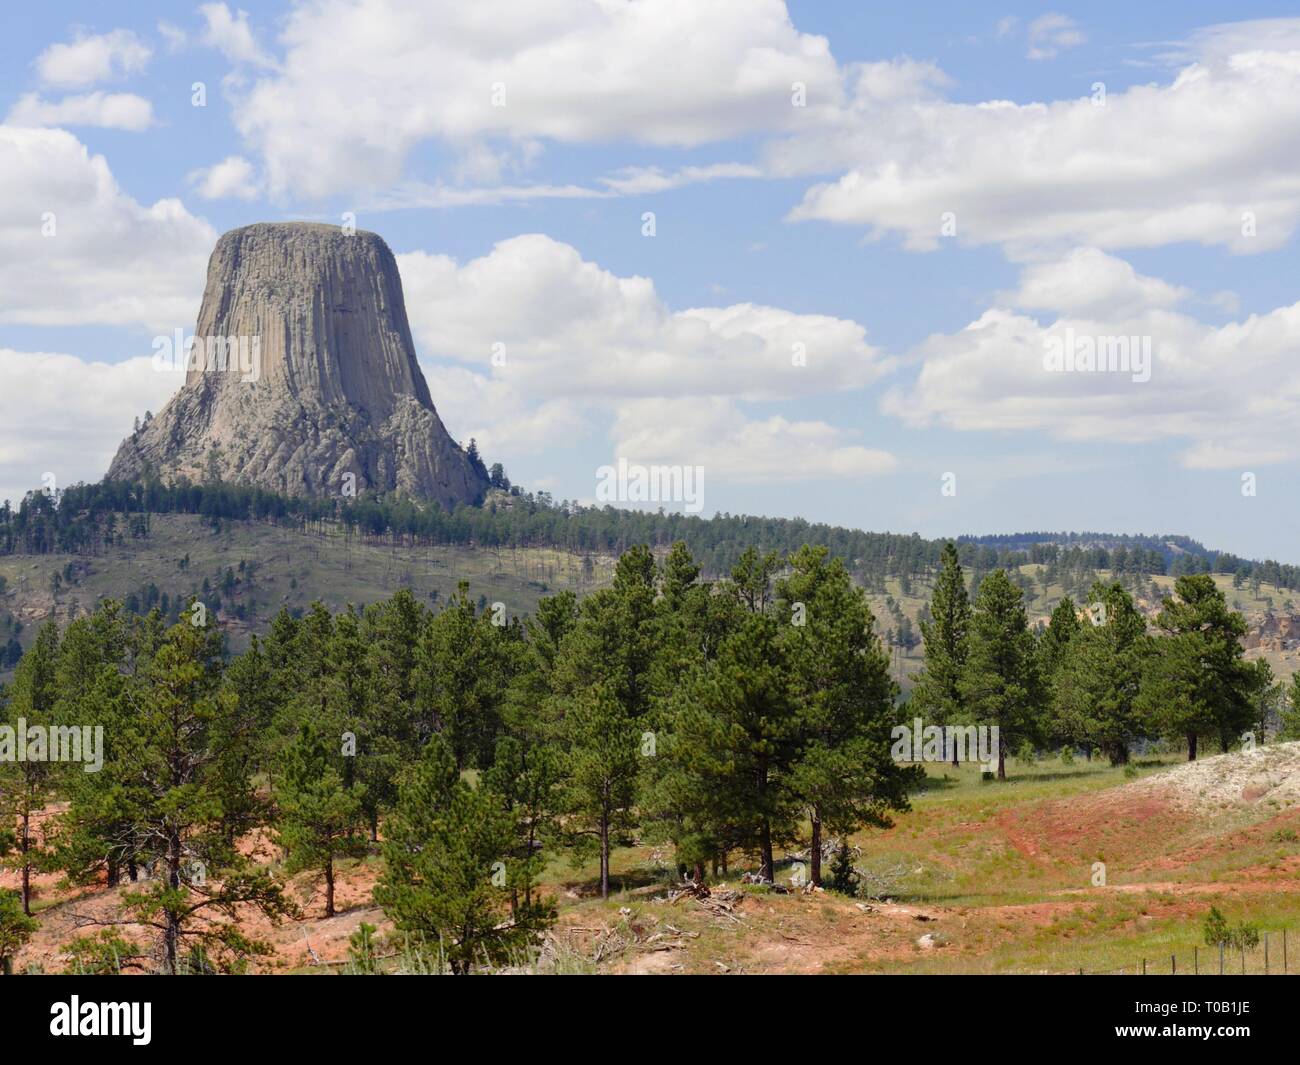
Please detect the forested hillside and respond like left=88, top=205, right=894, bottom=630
left=5, top=479, right=1300, bottom=589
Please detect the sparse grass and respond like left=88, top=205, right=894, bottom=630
left=535, top=750, right=1300, bottom=975
left=0, top=514, right=616, bottom=658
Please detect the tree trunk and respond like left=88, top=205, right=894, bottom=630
left=997, top=737, right=1006, bottom=781
left=107, top=858, right=120, bottom=888
left=164, top=831, right=182, bottom=974
left=1187, top=733, right=1198, bottom=762
left=809, top=812, right=822, bottom=887
left=599, top=813, right=610, bottom=899
left=324, top=858, right=336, bottom=918
left=20, top=809, right=31, bottom=915
left=760, top=819, right=774, bottom=883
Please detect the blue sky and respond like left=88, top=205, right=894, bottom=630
left=3, top=2, right=1300, bottom=562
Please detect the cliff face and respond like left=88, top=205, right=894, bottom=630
left=107, top=222, right=488, bottom=507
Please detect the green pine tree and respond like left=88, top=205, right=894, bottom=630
left=1051, top=583, right=1147, bottom=765
left=1039, top=596, right=1082, bottom=681
left=0, top=888, right=38, bottom=975
left=110, top=617, right=294, bottom=973
left=0, top=621, right=60, bottom=915
left=659, top=608, right=799, bottom=882
left=777, top=545, right=915, bottom=887
left=1137, top=575, right=1254, bottom=760
left=274, top=723, right=367, bottom=918
left=911, top=543, right=971, bottom=767
left=376, top=736, right=538, bottom=973
left=559, top=685, right=640, bottom=898
left=960, top=570, right=1046, bottom=779
left=1280, top=672, right=1300, bottom=740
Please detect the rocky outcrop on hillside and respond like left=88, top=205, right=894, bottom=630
left=1243, top=613, right=1300, bottom=651
left=107, top=222, right=488, bottom=508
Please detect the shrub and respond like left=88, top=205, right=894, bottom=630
left=828, top=842, right=860, bottom=897
left=1203, top=906, right=1260, bottom=951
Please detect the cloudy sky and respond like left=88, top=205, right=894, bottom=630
left=3, top=1, right=1300, bottom=561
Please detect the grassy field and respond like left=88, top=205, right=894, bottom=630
left=520, top=747, right=1300, bottom=975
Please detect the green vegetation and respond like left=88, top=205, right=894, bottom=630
left=1, top=526, right=1296, bottom=975
left=0, top=541, right=920, bottom=972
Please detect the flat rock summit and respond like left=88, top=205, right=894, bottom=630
left=107, top=222, right=489, bottom=507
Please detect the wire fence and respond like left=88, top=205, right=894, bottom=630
left=1080, top=929, right=1294, bottom=975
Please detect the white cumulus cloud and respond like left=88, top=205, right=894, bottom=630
left=199, top=3, right=276, bottom=67
left=398, top=234, right=890, bottom=402
left=188, top=155, right=260, bottom=200
left=35, top=29, right=151, bottom=88
left=0, top=127, right=215, bottom=330
left=227, top=0, right=843, bottom=198
left=786, top=33, right=1300, bottom=256
left=396, top=234, right=896, bottom=482
left=7, top=92, right=155, bottom=132
left=0, top=350, right=177, bottom=507
left=883, top=250, right=1300, bottom=469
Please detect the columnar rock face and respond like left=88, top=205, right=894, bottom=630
left=107, top=222, right=489, bottom=507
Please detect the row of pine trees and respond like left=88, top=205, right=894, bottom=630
left=0, top=543, right=915, bottom=974
left=912, top=543, right=1291, bottom=777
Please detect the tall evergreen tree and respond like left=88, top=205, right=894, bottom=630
left=1039, top=596, right=1082, bottom=681
left=777, top=546, right=914, bottom=886
left=109, top=618, right=293, bottom=972
left=0, top=887, right=37, bottom=975
left=911, top=543, right=971, bottom=767
left=0, top=621, right=60, bottom=914
left=483, top=736, right=561, bottom=920
left=415, top=583, right=517, bottom=770
left=376, top=736, right=539, bottom=973
left=51, top=603, right=139, bottom=889
left=558, top=685, right=640, bottom=898
left=960, top=570, right=1046, bottom=779
left=1051, top=582, right=1147, bottom=764
left=548, top=546, right=660, bottom=894
left=659, top=609, right=799, bottom=882
left=1280, top=671, right=1300, bottom=741
left=274, top=723, right=367, bottom=918
left=1137, top=575, right=1253, bottom=760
